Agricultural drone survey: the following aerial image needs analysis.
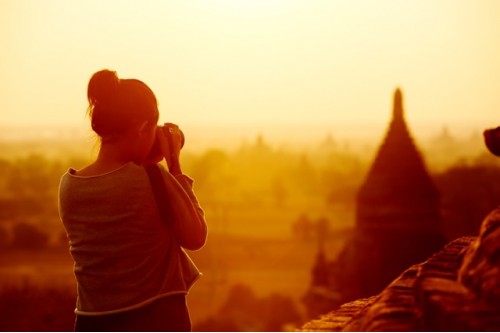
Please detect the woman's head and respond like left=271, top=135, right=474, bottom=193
left=87, top=69, right=160, bottom=163
left=87, top=69, right=159, bottom=138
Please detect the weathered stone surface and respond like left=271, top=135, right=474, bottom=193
left=459, top=208, right=500, bottom=303
left=298, top=235, right=500, bottom=332
left=300, top=297, right=377, bottom=332
left=342, top=266, right=421, bottom=332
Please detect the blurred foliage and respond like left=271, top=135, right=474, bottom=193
left=181, top=137, right=366, bottom=218
left=194, top=284, right=302, bottom=331
left=1, top=138, right=500, bottom=247
left=2, top=137, right=500, bottom=331
left=435, top=157, right=500, bottom=240
left=0, top=225, right=8, bottom=249
left=0, top=284, right=75, bottom=331
left=0, top=153, right=84, bottom=249
left=11, top=222, right=49, bottom=250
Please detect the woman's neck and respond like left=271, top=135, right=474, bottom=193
left=95, top=139, right=138, bottom=167
left=75, top=141, right=134, bottom=176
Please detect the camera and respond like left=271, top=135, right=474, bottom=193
left=163, top=123, right=185, bottom=149
left=147, top=124, right=185, bottom=163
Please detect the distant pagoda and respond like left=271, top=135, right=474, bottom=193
left=356, top=88, right=441, bottom=233
left=303, top=88, right=446, bottom=318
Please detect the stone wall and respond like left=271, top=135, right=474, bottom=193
left=299, top=235, right=500, bottom=331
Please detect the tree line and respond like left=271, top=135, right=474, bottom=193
left=1, top=138, right=500, bottom=249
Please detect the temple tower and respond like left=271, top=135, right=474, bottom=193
left=356, top=88, right=441, bottom=234
left=303, top=89, right=446, bottom=313
left=349, top=88, right=445, bottom=298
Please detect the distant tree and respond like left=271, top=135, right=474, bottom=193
left=6, top=154, right=52, bottom=196
left=291, top=213, right=314, bottom=241
left=0, top=284, right=75, bottom=331
left=322, top=151, right=366, bottom=205
left=271, top=177, right=287, bottom=208
left=315, top=217, right=330, bottom=242
left=0, top=225, right=9, bottom=248
left=293, top=154, right=319, bottom=195
left=11, top=222, right=49, bottom=250
left=189, top=149, right=231, bottom=197
left=194, top=284, right=302, bottom=332
left=435, top=165, right=500, bottom=240
left=260, top=293, right=303, bottom=331
left=0, top=158, right=12, bottom=190
left=217, top=284, right=261, bottom=331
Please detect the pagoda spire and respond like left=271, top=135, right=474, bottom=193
left=393, top=87, right=404, bottom=121
left=356, top=87, right=440, bottom=231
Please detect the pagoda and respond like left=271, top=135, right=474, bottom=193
left=303, top=88, right=446, bottom=316
left=357, top=88, right=441, bottom=233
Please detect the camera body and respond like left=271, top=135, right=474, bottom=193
left=147, top=124, right=185, bottom=163
left=162, top=124, right=185, bottom=149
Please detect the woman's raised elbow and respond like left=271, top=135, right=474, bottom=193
left=174, top=215, right=207, bottom=251
left=180, top=224, right=207, bottom=251
left=181, top=233, right=207, bottom=251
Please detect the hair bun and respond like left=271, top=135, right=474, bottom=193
left=87, top=69, right=120, bottom=106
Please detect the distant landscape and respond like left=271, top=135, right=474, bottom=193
left=2, top=0, right=499, bottom=330
left=1, top=124, right=500, bottom=330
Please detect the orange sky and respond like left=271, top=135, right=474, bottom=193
left=1, top=0, right=500, bottom=144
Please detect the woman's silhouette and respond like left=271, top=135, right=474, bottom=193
left=58, top=69, right=207, bottom=331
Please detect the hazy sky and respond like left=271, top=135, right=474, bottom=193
left=1, top=0, right=500, bottom=143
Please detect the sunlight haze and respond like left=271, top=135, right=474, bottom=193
left=3, top=3, right=500, bottom=330
left=2, top=0, right=500, bottom=146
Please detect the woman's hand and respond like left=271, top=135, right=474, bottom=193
left=156, top=123, right=184, bottom=175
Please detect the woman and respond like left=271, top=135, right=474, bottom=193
left=58, top=69, right=207, bottom=331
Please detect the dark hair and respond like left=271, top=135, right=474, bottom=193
left=87, top=69, right=159, bottom=138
